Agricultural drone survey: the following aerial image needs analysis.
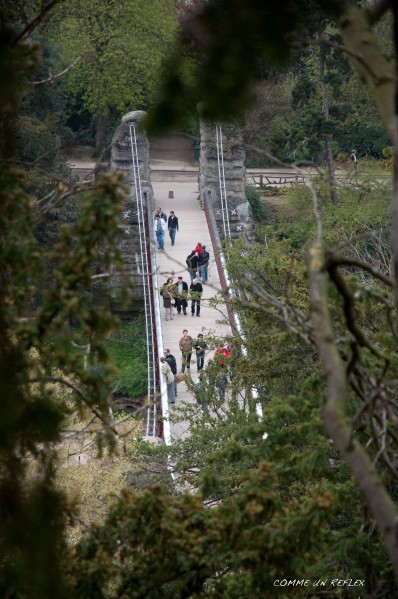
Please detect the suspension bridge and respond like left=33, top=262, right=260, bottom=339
left=128, top=121, right=240, bottom=444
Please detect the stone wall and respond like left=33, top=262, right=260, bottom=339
left=110, top=111, right=153, bottom=317
left=199, top=122, right=255, bottom=242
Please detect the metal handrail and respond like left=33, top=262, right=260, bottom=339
left=148, top=223, right=172, bottom=446
left=204, top=186, right=263, bottom=422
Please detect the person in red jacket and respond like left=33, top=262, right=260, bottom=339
left=214, top=343, right=230, bottom=367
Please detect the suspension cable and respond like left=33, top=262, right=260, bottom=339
left=129, top=123, right=157, bottom=436
left=216, top=124, right=231, bottom=238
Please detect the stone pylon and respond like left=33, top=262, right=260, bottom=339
left=199, top=121, right=254, bottom=242
left=110, top=111, right=153, bottom=317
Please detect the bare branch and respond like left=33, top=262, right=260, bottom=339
left=30, top=55, right=82, bottom=85
left=328, top=262, right=388, bottom=363
left=307, top=240, right=398, bottom=582
left=328, top=254, right=393, bottom=288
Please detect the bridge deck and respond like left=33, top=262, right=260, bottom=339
left=152, top=180, right=231, bottom=441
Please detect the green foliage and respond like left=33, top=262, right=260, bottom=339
left=245, top=185, right=266, bottom=222
left=106, top=319, right=147, bottom=398
left=50, top=0, right=177, bottom=119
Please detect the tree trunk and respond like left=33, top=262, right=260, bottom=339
left=324, top=133, right=338, bottom=205
left=319, top=46, right=338, bottom=205
left=95, top=114, right=107, bottom=157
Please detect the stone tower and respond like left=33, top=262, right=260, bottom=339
left=199, top=121, right=254, bottom=242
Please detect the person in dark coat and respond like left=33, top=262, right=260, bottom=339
left=167, top=211, right=179, bottom=246
left=194, top=333, right=208, bottom=371
left=156, top=207, right=167, bottom=222
left=161, top=277, right=175, bottom=321
left=199, top=245, right=210, bottom=283
left=165, top=348, right=178, bottom=397
left=186, top=250, right=200, bottom=282
left=179, top=329, right=193, bottom=373
left=174, top=275, right=188, bottom=315
left=190, top=278, right=203, bottom=317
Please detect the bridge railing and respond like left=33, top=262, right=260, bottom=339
left=245, top=172, right=305, bottom=187
left=147, top=216, right=172, bottom=445
left=203, top=191, right=263, bottom=421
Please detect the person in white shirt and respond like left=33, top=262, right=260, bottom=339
left=154, top=215, right=166, bottom=250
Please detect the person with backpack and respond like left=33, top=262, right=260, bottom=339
left=186, top=250, right=200, bottom=282
left=165, top=348, right=178, bottom=397
left=199, top=245, right=210, bottom=283
left=160, top=356, right=176, bottom=404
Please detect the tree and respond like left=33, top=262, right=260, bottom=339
left=48, top=0, right=177, bottom=152
left=0, top=4, right=131, bottom=597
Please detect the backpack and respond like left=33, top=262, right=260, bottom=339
left=199, top=250, right=209, bottom=265
left=166, top=368, right=175, bottom=384
left=166, top=355, right=177, bottom=374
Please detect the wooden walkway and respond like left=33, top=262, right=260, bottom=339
left=152, top=180, right=230, bottom=440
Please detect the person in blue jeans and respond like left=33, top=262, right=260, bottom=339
left=154, top=215, right=166, bottom=250
left=199, top=245, right=210, bottom=283
left=194, top=333, right=208, bottom=371
left=190, top=278, right=203, bottom=316
left=194, top=373, right=209, bottom=413
left=167, top=211, right=179, bottom=246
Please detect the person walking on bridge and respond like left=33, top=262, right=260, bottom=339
left=179, top=329, right=193, bottom=373
left=194, top=333, right=208, bottom=372
left=174, top=275, right=188, bottom=315
left=154, top=214, right=166, bottom=250
left=190, top=278, right=203, bottom=317
left=156, top=207, right=167, bottom=222
left=160, top=277, right=175, bottom=321
left=167, top=211, right=179, bottom=246
left=165, top=348, right=178, bottom=397
left=160, top=356, right=176, bottom=404
left=199, top=245, right=210, bottom=283
left=186, top=250, right=200, bottom=282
